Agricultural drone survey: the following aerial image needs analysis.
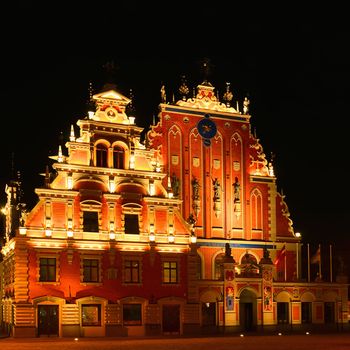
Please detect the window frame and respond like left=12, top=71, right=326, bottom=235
left=161, top=257, right=180, bottom=285
left=122, top=203, right=143, bottom=236
left=36, top=253, right=59, bottom=284
left=122, top=303, right=142, bottom=326
left=122, top=254, right=143, bottom=285
left=82, top=210, right=99, bottom=232
left=95, top=143, right=108, bottom=168
left=113, top=145, right=125, bottom=169
left=80, top=255, right=102, bottom=285
left=124, top=213, right=140, bottom=235
left=39, top=257, right=57, bottom=282
left=81, top=304, right=101, bottom=326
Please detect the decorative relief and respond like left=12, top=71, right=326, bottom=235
left=171, top=155, right=179, bottom=165
left=233, top=161, right=240, bottom=171
left=192, top=157, right=200, bottom=167
left=213, top=159, right=220, bottom=170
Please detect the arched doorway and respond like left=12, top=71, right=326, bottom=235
left=239, top=289, right=257, bottom=331
left=200, top=288, right=221, bottom=331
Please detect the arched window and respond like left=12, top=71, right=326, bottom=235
left=214, top=253, right=225, bottom=280
left=241, top=253, right=258, bottom=265
left=96, top=144, right=108, bottom=167
left=250, top=188, right=263, bottom=230
left=239, top=252, right=260, bottom=277
left=113, top=145, right=125, bottom=169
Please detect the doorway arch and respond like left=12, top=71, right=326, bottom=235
left=239, top=288, right=257, bottom=331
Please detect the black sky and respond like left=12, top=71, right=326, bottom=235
left=1, top=3, right=349, bottom=245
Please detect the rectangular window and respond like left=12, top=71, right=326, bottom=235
left=39, top=257, right=56, bottom=282
left=124, top=260, right=140, bottom=283
left=163, top=261, right=178, bottom=284
left=83, top=259, right=99, bottom=282
left=124, top=214, right=139, bottom=234
left=83, top=211, right=99, bottom=232
left=82, top=304, right=101, bottom=326
left=123, top=304, right=142, bottom=325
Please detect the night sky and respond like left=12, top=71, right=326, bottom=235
left=1, top=3, right=349, bottom=247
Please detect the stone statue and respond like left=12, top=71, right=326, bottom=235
left=171, top=173, right=180, bottom=197
left=191, top=177, right=200, bottom=200
left=160, top=85, right=166, bottom=103
left=187, top=213, right=196, bottom=229
left=212, top=177, right=221, bottom=202
left=225, top=243, right=231, bottom=257
left=233, top=177, right=240, bottom=202
left=243, top=96, right=250, bottom=114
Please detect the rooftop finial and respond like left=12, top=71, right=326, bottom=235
left=199, top=57, right=213, bottom=86
left=101, top=60, right=118, bottom=91
left=69, top=125, right=76, bottom=142
left=243, top=96, right=250, bottom=114
left=160, top=84, right=167, bottom=103
left=223, top=82, right=233, bottom=107
left=268, top=152, right=275, bottom=177
left=179, top=75, right=189, bottom=101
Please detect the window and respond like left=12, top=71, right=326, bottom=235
left=82, top=304, right=101, bottom=326
left=83, top=259, right=99, bottom=282
left=83, top=211, right=99, bottom=232
left=124, top=260, right=140, bottom=283
left=123, top=304, right=142, bottom=325
left=113, top=145, right=125, bottom=169
left=39, top=258, right=56, bottom=282
left=163, top=261, right=178, bottom=284
left=124, top=214, right=139, bottom=234
left=96, top=144, right=108, bottom=167
left=250, top=188, right=263, bottom=230
left=214, top=253, right=225, bottom=280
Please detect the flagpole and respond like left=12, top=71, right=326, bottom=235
left=330, top=244, right=333, bottom=283
left=296, top=242, right=299, bottom=280
left=307, top=243, right=310, bottom=282
left=284, top=251, right=287, bottom=281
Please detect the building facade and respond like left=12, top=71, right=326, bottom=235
left=1, top=77, right=348, bottom=337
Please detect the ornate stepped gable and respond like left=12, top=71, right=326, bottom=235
left=23, top=85, right=192, bottom=241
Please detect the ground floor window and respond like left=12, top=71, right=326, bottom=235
left=277, top=302, right=289, bottom=324
left=82, top=304, right=101, bottom=326
left=301, top=302, right=312, bottom=323
left=123, top=303, right=142, bottom=325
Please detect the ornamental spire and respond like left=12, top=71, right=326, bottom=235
left=199, top=57, right=213, bottom=86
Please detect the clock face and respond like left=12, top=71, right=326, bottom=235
left=197, top=117, right=217, bottom=139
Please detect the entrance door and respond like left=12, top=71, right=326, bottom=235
left=240, top=303, right=254, bottom=331
left=277, top=302, right=289, bottom=324
left=38, top=305, right=59, bottom=336
left=162, top=304, right=180, bottom=334
left=239, top=289, right=257, bottom=331
left=202, top=302, right=216, bottom=326
left=324, top=302, right=335, bottom=323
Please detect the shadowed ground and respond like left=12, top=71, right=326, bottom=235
left=1, top=334, right=350, bottom=350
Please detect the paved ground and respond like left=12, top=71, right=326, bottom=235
left=1, top=334, right=350, bottom=350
